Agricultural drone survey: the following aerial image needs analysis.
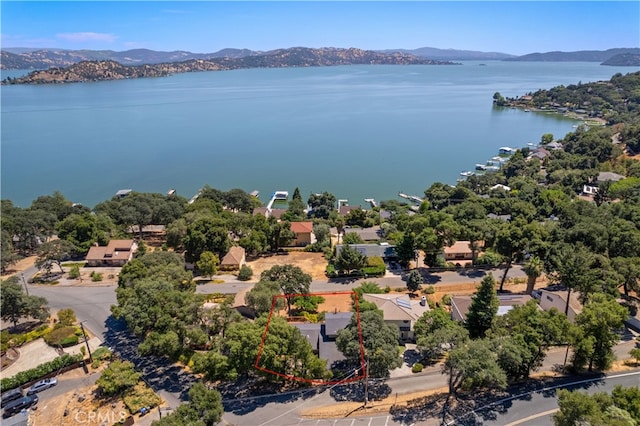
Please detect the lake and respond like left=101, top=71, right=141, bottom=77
left=2, top=61, right=638, bottom=208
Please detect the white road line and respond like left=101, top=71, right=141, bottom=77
left=504, top=408, right=558, bottom=426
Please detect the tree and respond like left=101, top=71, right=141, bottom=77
left=571, top=293, right=628, bottom=371
left=415, top=308, right=469, bottom=361
left=153, top=382, right=223, bottom=426
left=56, top=212, right=112, bottom=254
left=334, top=244, right=367, bottom=275
left=523, top=256, right=543, bottom=295
left=307, top=192, right=336, bottom=219
left=35, top=239, right=75, bottom=276
left=395, top=232, right=416, bottom=268
left=494, top=221, right=525, bottom=291
left=405, top=269, right=423, bottom=293
left=553, top=387, right=640, bottom=426
left=443, top=339, right=506, bottom=395
left=245, top=280, right=283, bottom=316
left=196, top=251, right=219, bottom=280
left=336, top=310, right=401, bottom=378
left=0, top=230, right=20, bottom=273
left=282, top=187, right=306, bottom=221
left=612, top=256, right=640, bottom=296
left=96, top=360, right=141, bottom=396
left=0, top=277, right=49, bottom=328
left=183, top=217, right=231, bottom=263
left=57, top=308, right=77, bottom=326
left=266, top=217, right=295, bottom=252
left=490, top=301, right=571, bottom=380
left=465, top=274, right=499, bottom=339
left=260, top=264, right=311, bottom=312
left=342, top=232, right=363, bottom=245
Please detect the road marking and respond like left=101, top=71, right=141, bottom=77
left=504, top=409, right=558, bottom=426
left=447, top=370, right=640, bottom=425
left=385, top=416, right=389, bottom=426
left=367, top=418, right=372, bottom=426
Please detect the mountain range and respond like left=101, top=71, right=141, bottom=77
left=2, top=46, right=639, bottom=70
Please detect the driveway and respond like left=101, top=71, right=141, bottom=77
left=2, top=337, right=102, bottom=378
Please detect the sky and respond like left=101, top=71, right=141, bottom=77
left=1, top=1, right=638, bottom=56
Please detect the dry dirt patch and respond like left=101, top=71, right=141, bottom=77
left=246, top=251, right=327, bottom=281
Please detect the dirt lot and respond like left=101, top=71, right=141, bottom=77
left=246, top=251, right=328, bottom=281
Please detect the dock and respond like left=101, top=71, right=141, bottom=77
left=364, top=198, right=378, bottom=208
left=266, top=190, right=289, bottom=211
left=188, top=188, right=203, bottom=204
left=398, top=192, right=424, bottom=205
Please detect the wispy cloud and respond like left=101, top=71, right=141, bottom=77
left=56, top=32, right=117, bottom=43
left=162, top=9, right=191, bottom=15
left=1, top=33, right=57, bottom=48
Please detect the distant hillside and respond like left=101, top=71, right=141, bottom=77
left=0, top=47, right=262, bottom=69
left=380, top=47, right=515, bottom=61
left=2, top=47, right=458, bottom=85
left=602, top=53, right=640, bottom=67
left=505, top=48, right=640, bottom=64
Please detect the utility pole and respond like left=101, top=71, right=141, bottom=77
left=79, top=322, right=93, bottom=362
left=363, top=356, right=370, bottom=407
left=21, top=274, right=29, bottom=296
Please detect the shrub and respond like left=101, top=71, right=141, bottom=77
left=44, top=326, right=78, bottom=347
left=123, top=382, right=162, bottom=414
left=92, top=347, right=112, bottom=361
left=0, top=353, right=83, bottom=392
left=412, top=363, right=424, bottom=373
left=68, top=265, right=80, bottom=279
left=237, top=265, right=253, bottom=281
left=90, top=271, right=103, bottom=282
left=423, top=285, right=436, bottom=295
left=57, top=308, right=77, bottom=326
left=441, top=294, right=452, bottom=306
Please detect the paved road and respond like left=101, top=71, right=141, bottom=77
left=462, top=371, right=640, bottom=426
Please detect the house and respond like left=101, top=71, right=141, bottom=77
left=291, top=322, right=321, bottom=353
left=443, top=241, right=475, bottom=266
left=338, top=226, right=382, bottom=242
left=220, top=246, right=246, bottom=271
left=597, top=171, right=625, bottom=184
left=451, top=294, right=534, bottom=322
left=252, top=207, right=286, bottom=220
left=528, top=147, right=551, bottom=161
left=362, top=293, right=430, bottom=342
left=126, top=224, right=166, bottom=237
left=290, top=221, right=316, bottom=247
left=335, top=243, right=397, bottom=260
left=85, top=239, right=137, bottom=267
left=537, top=289, right=582, bottom=322
left=338, top=205, right=362, bottom=217
left=324, top=312, right=353, bottom=339
left=545, top=141, right=564, bottom=151
left=489, top=184, right=511, bottom=192
left=115, top=189, right=132, bottom=198
left=487, top=213, right=512, bottom=222
left=499, top=147, right=516, bottom=155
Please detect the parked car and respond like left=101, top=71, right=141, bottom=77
left=26, top=378, right=57, bottom=395
left=1, top=388, right=24, bottom=408
left=2, top=395, right=38, bottom=418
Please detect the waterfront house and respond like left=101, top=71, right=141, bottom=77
left=290, top=221, right=316, bottom=247
left=545, top=141, right=564, bottom=151
left=334, top=226, right=382, bottom=242
left=85, top=239, right=137, bottom=267
left=220, top=246, right=246, bottom=271
left=252, top=207, right=286, bottom=220
left=451, top=294, right=534, bottom=322
left=362, top=293, right=430, bottom=342
left=489, top=184, right=511, bottom=192
left=499, top=147, right=516, bottom=155
left=528, top=147, right=551, bottom=161
left=338, top=205, right=362, bottom=217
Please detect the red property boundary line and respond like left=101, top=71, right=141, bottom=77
left=254, top=291, right=366, bottom=385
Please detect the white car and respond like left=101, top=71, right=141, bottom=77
left=26, top=378, right=58, bottom=395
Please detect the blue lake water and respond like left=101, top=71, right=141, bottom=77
left=2, top=61, right=638, bottom=208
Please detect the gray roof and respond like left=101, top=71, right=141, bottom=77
left=292, top=323, right=321, bottom=351
left=336, top=243, right=396, bottom=258
left=597, top=171, right=625, bottom=183
left=324, top=312, right=352, bottom=337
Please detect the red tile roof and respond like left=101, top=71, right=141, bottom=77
left=290, top=221, right=314, bottom=234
